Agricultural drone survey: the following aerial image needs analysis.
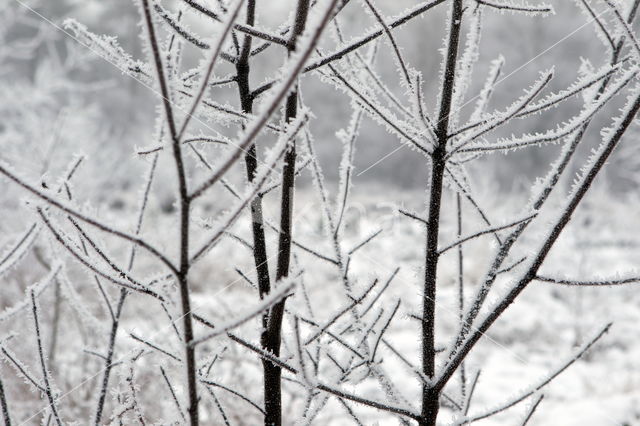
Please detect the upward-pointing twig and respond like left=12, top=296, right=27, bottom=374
left=31, top=290, right=63, bottom=426
left=189, top=0, right=341, bottom=201
left=140, top=0, right=200, bottom=421
left=454, top=323, right=610, bottom=424
left=0, top=162, right=176, bottom=275
left=178, top=0, right=245, bottom=139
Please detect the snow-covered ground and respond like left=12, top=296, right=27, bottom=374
left=1, top=180, right=639, bottom=425
left=183, top=186, right=640, bottom=425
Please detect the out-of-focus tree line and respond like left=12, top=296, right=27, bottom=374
left=2, top=0, right=637, bottom=191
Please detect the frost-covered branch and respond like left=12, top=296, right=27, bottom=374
left=476, top=0, right=553, bottom=15
left=189, top=0, right=340, bottom=200
left=31, top=290, right=63, bottom=426
left=454, top=323, right=610, bottom=424
left=438, top=213, right=536, bottom=255
left=251, top=0, right=447, bottom=97
left=438, top=85, right=640, bottom=392
left=535, top=274, right=640, bottom=286
left=177, top=0, right=245, bottom=139
left=0, top=162, right=176, bottom=274
left=190, top=275, right=297, bottom=345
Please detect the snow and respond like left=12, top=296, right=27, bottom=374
left=2, top=0, right=640, bottom=424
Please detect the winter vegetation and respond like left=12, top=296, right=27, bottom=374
left=1, top=0, right=640, bottom=425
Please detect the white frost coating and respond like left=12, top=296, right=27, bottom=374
left=319, top=67, right=429, bottom=154
left=4, top=0, right=640, bottom=423
left=38, top=210, right=164, bottom=300
left=0, top=344, right=45, bottom=392
left=451, top=69, right=554, bottom=154
left=457, top=62, right=620, bottom=138
left=448, top=84, right=640, bottom=385
left=190, top=274, right=297, bottom=345
left=334, top=108, right=363, bottom=235
left=361, top=0, right=414, bottom=94
left=177, top=0, right=245, bottom=138
left=578, top=57, right=600, bottom=104
left=0, top=160, right=176, bottom=275
left=192, top=98, right=283, bottom=133
left=452, top=323, right=610, bottom=425
left=470, top=55, right=505, bottom=123
left=572, top=0, right=616, bottom=50
left=438, top=213, right=537, bottom=254
left=153, top=1, right=210, bottom=50
left=64, top=15, right=244, bottom=141
left=0, top=223, right=40, bottom=279
left=302, top=128, right=337, bottom=238
left=63, top=19, right=152, bottom=82
left=291, top=315, right=317, bottom=389
left=190, top=111, right=309, bottom=263
left=516, top=63, right=620, bottom=118
left=435, top=1, right=454, bottom=116
left=603, top=0, right=640, bottom=60
left=568, top=83, right=640, bottom=199
left=354, top=42, right=416, bottom=121
left=477, top=0, right=554, bottom=16
left=0, top=263, right=61, bottom=323
left=456, top=66, right=639, bottom=156
left=451, top=6, right=483, bottom=128
left=189, top=0, right=341, bottom=200
left=58, top=269, right=108, bottom=335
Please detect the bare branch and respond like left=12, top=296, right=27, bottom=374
left=476, top=0, right=553, bottom=15
left=535, top=274, right=640, bottom=286
left=438, top=214, right=536, bottom=255
left=178, top=0, right=245, bottom=139
left=31, top=290, right=63, bottom=426
left=456, top=324, right=609, bottom=424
